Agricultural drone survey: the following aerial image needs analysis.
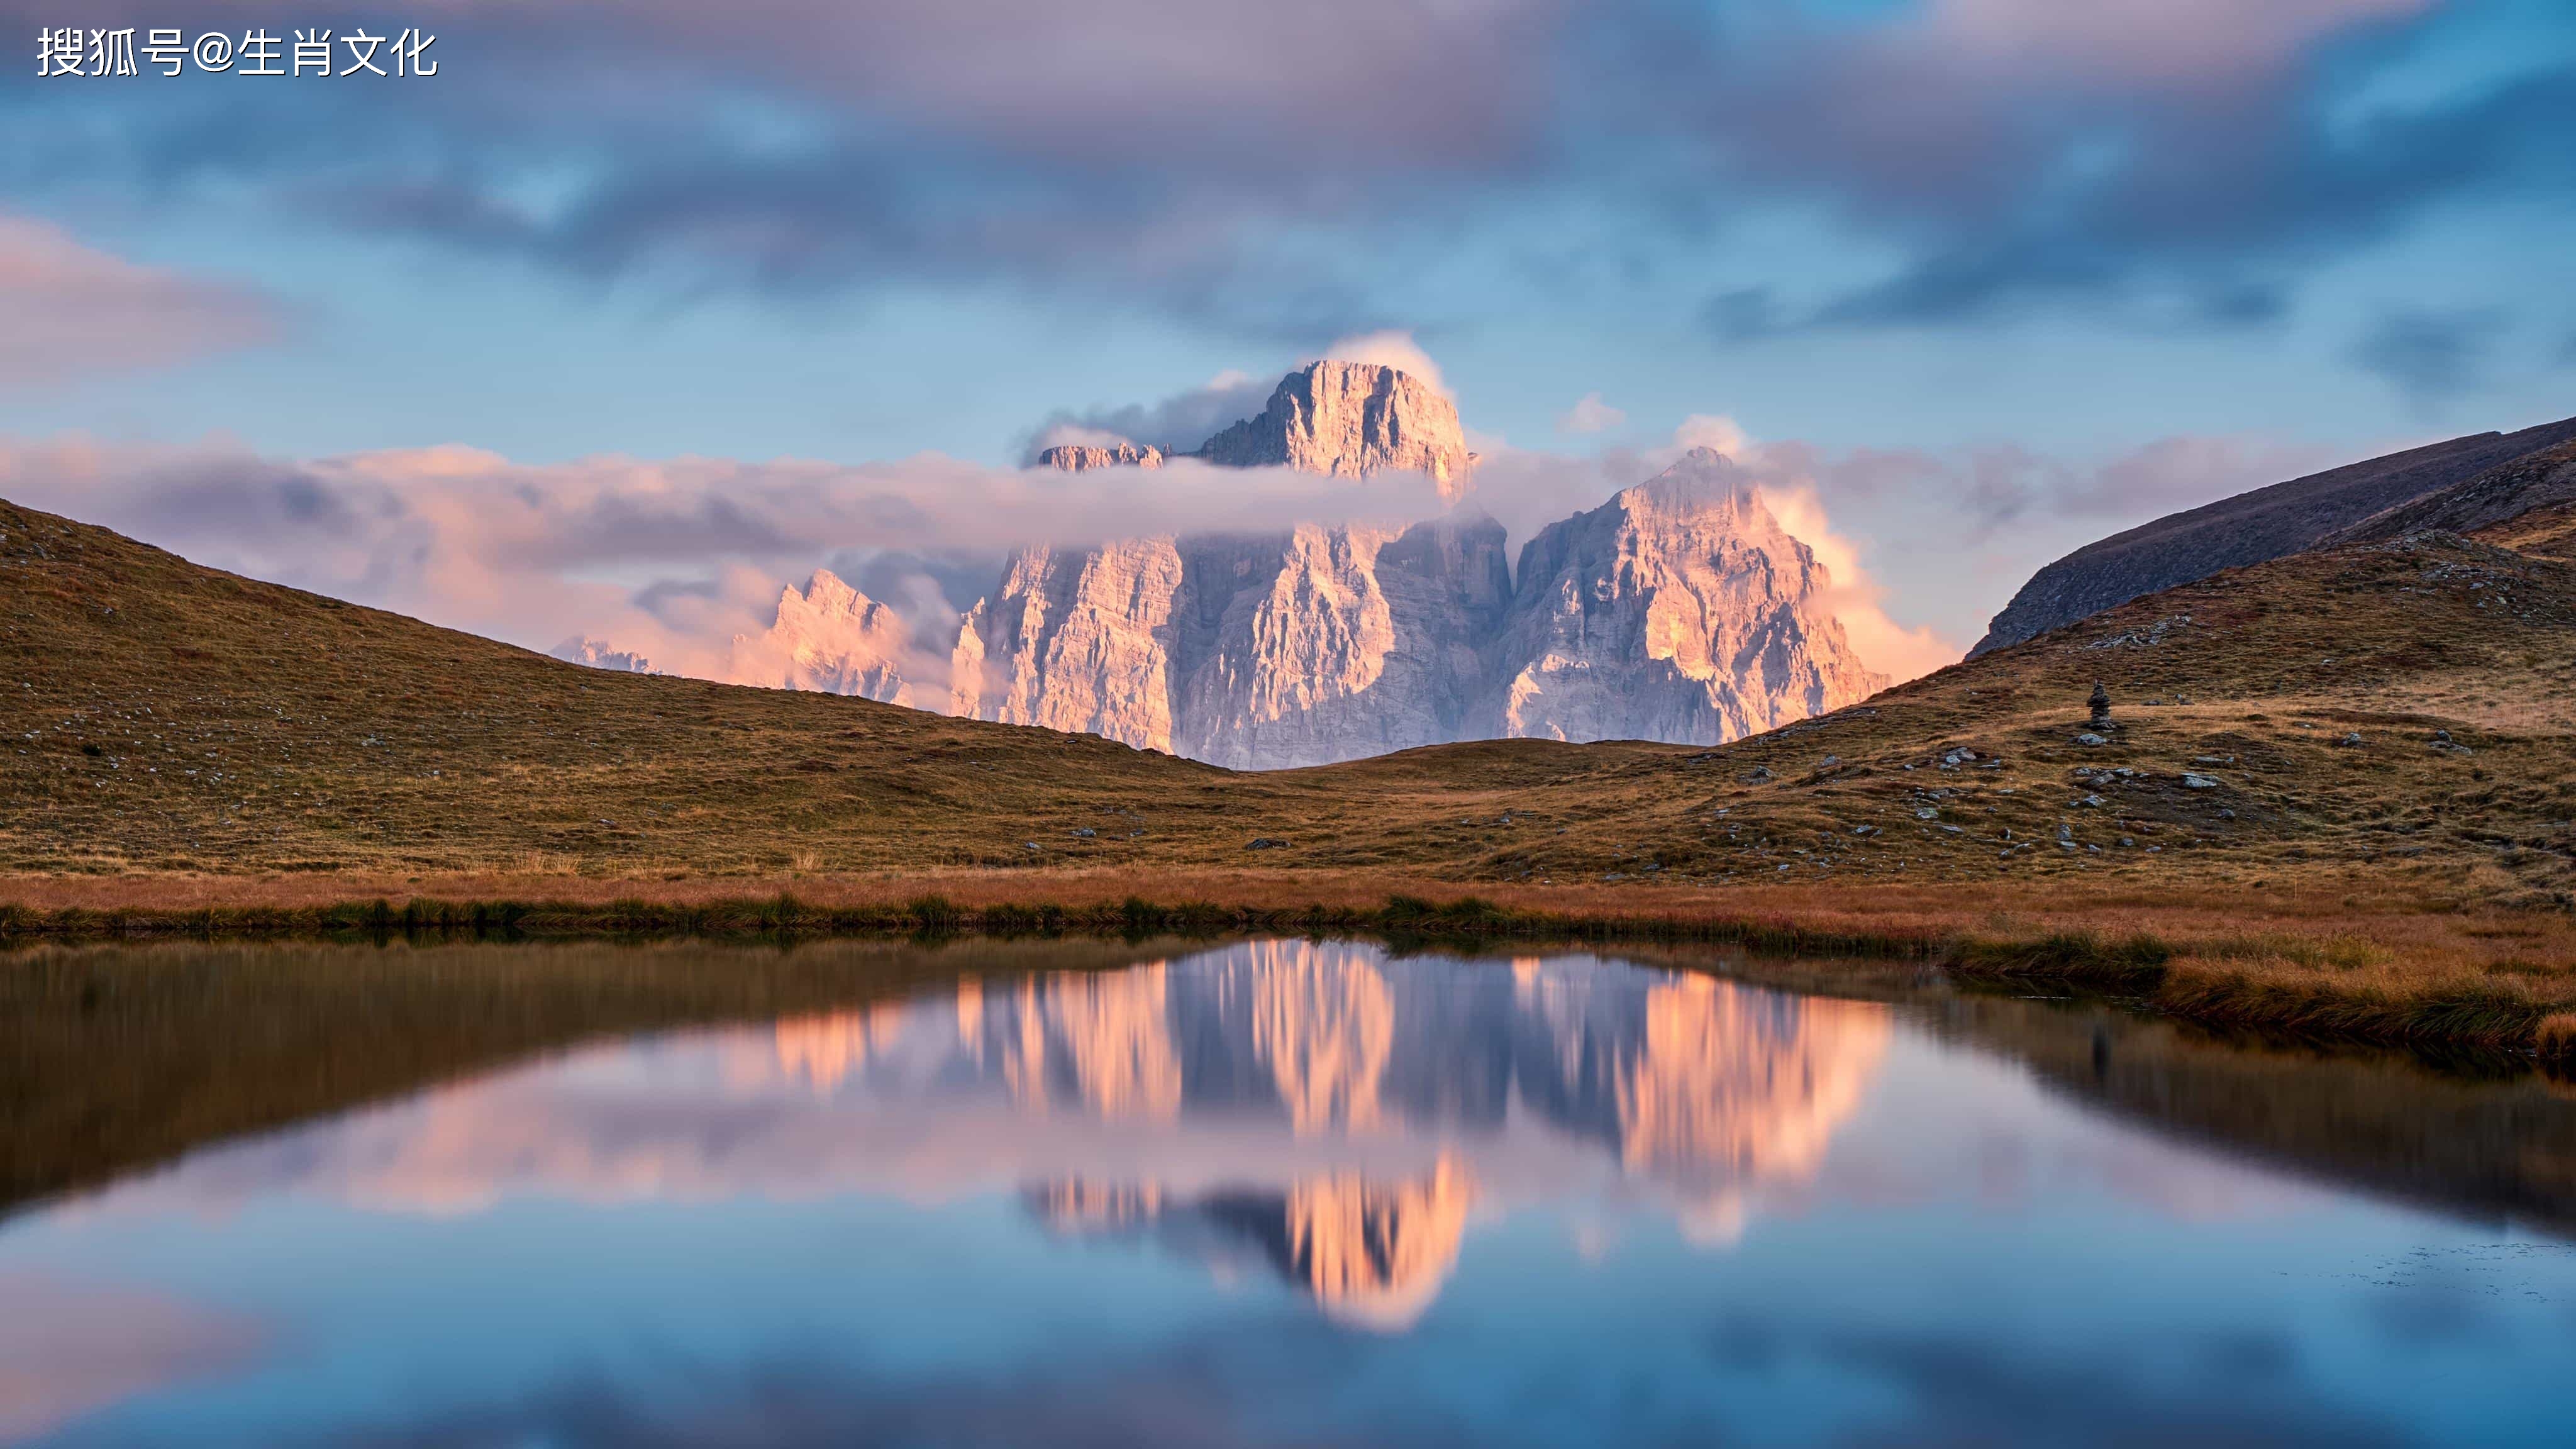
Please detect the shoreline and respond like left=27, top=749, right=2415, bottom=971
left=7, top=872, right=2570, bottom=1072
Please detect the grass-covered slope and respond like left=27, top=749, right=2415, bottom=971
left=10, top=493, right=2576, bottom=902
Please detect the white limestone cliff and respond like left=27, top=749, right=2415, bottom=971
left=1034, top=441, right=1167, bottom=472
left=729, top=569, right=919, bottom=706
left=1478, top=448, right=1884, bottom=743
left=1192, top=360, right=1472, bottom=496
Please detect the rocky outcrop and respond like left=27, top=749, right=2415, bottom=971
left=2321, top=438, right=2576, bottom=548
left=1476, top=449, right=1884, bottom=744
left=728, top=570, right=916, bottom=706
left=1972, top=414, right=2576, bottom=656
left=1034, top=441, right=1165, bottom=472
left=1191, top=360, right=1472, bottom=496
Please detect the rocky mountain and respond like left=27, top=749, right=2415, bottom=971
left=953, top=450, right=1880, bottom=766
left=550, top=637, right=658, bottom=674
left=1479, top=450, right=1885, bottom=743
left=1191, top=360, right=1472, bottom=496
left=1035, top=440, right=1166, bottom=472
left=950, top=516, right=1512, bottom=769
left=1034, top=361, right=1472, bottom=493
left=2322, top=438, right=2576, bottom=548
left=1972, top=413, right=2576, bottom=656
left=728, top=570, right=917, bottom=706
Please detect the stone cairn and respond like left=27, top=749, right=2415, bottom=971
left=2089, top=681, right=2112, bottom=729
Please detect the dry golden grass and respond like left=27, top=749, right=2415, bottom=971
left=11, top=494, right=2576, bottom=1055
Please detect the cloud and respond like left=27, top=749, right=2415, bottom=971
left=1754, top=482, right=1962, bottom=686
left=1680, top=1, right=2573, bottom=330
left=1021, top=370, right=1274, bottom=459
left=1557, top=392, right=1626, bottom=435
left=0, top=215, right=276, bottom=383
left=0, top=1272, right=262, bottom=1443
left=4, top=0, right=2543, bottom=341
left=1672, top=414, right=1750, bottom=458
left=0, top=408, right=2367, bottom=709
left=0, top=433, right=1453, bottom=691
left=1317, top=331, right=1447, bottom=392
left=2350, top=306, right=2505, bottom=404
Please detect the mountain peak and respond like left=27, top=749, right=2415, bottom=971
left=1194, top=360, right=1472, bottom=494
left=731, top=569, right=916, bottom=706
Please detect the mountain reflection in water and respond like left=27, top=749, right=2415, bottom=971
left=178, top=941, right=1887, bottom=1328
left=6, top=936, right=2572, bottom=1448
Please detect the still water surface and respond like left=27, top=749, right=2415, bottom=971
left=3, top=937, right=2571, bottom=1445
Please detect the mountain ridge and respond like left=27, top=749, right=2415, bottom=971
left=1972, top=413, right=2576, bottom=656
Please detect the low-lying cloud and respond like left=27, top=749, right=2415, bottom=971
left=4, top=379, right=2350, bottom=704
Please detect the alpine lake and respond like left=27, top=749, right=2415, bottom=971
left=3, top=934, right=2569, bottom=1446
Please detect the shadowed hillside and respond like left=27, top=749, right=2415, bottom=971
left=1972, top=415, right=2576, bottom=655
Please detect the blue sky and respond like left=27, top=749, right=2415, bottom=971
left=2, top=0, right=2572, bottom=667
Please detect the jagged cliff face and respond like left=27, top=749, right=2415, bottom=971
left=550, top=637, right=657, bottom=674
left=1035, top=440, right=1165, bottom=472
left=1192, top=360, right=1472, bottom=496
left=952, top=455, right=1881, bottom=765
left=1478, top=448, right=1885, bottom=745
left=833, top=371, right=1882, bottom=763
left=728, top=570, right=917, bottom=706
left=952, top=516, right=1511, bottom=769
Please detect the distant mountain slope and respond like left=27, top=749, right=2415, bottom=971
left=1971, top=414, right=2576, bottom=656
left=2321, top=438, right=2576, bottom=548
left=10, top=489, right=2576, bottom=907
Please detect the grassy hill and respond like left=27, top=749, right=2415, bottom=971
left=9, top=493, right=2573, bottom=899
left=9, top=494, right=2576, bottom=1062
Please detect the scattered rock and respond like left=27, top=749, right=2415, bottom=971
left=2337, top=731, right=2364, bottom=748
left=1744, top=765, right=1776, bottom=784
left=2182, top=773, right=2219, bottom=789
left=1245, top=837, right=1291, bottom=850
left=2075, top=732, right=2107, bottom=747
left=1071, top=827, right=1097, bottom=838
left=1915, top=807, right=1940, bottom=820
left=2218, top=808, right=2237, bottom=820
left=1023, top=841, right=1041, bottom=852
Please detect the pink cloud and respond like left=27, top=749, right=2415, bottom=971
left=0, top=216, right=278, bottom=384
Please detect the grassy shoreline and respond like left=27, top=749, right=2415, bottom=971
left=5, top=880, right=2570, bottom=1071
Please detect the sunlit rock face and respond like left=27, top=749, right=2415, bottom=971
left=954, top=443, right=1882, bottom=765
left=951, top=516, right=1511, bottom=767
left=729, top=570, right=917, bottom=706
left=949, top=538, right=1188, bottom=748
left=1192, top=361, right=1472, bottom=497
left=1479, top=448, right=1887, bottom=745
left=550, top=637, right=658, bottom=674
left=1033, top=440, right=1166, bottom=472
